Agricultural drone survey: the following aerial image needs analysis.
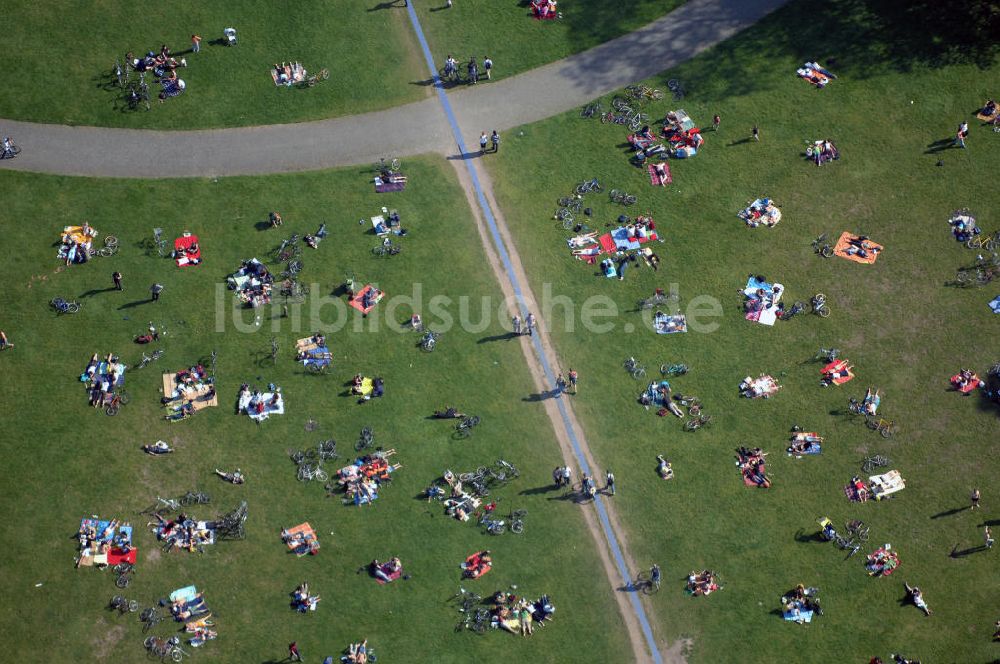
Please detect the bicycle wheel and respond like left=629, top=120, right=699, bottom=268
left=314, top=468, right=329, bottom=482
left=956, top=269, right=974, bottom=285
left=118, top=392, right=130, bottom=405
left=371, top=246, right=387, bottom=257
left=319, top=68, right=330, bottom=80
left=354, top=439, right=370, bottom=451
left=688, top=403, right=701, bottom=416
left=650, top=89, right=664, bottom=100
left=390, top=158, right=401, bottom=171
left=115, top=574, right=130, bottom=588
left=128, top=599, right=139, bottom=612
left=106, top=403, right=120, bottom=417
left=454, top=426, right=471, bottom=439
left=104, top=235, right=119, bottom=248
left=820, top=245, right=834, bottom=257
left=880, top=425, right=894, bottom=439
left=67, top=302, right=81, bottom=313
left=624, top=194, right=637, bottom=206
left=631, top=366, right=646, bottom=379
left=684, top=419, right=700, bottom=431
left=290, top=451, right=305, bottom=464
left=171, top=648, right=184, bottom=662
left=865, top=416, right=878, bottom=430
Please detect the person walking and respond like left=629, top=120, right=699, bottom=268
left=511, top=314, right=522, bottom=335
left=752, top=124, right=760, bottom=141
left=112, top=271, right=123, bottom=291
left=552, top=466, right=563, bottom=488
left=483, top=56, right=493, bottom=80
left=971, top=487, right=981, bottom=510
left=150, top=283, right=163, bottom=302
left=480, top=131, right=488, bottom=155
left=525, top=312, right=536, bottom=336
left=605, top=470, right=616, bottom=496
left=561, top=465, right=572, bottom=487
left=491, top=130, right=500, bottom=153
left=954, top=121, right=969, bottom=148
left=986, top=526, right=994, bottom=549
left=555, top=372, right=567, bottom=395
left=568, top=368, right=578, bottom=394
left=468, top=57, right=478, bottom=84
left=287, top=641, right=302, bottom=662
left=191, top=34, right=201, bottom=53
left=712, top=114, right=721, bottom=131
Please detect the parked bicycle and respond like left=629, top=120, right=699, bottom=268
left=355, top=426, right=375, bottom=451
left=966, top=229, right=999, bottom=251
left=454, top=415, right=481, bottom=439
left=420, top=330, right=440, bottom=352
left=626, top=84, right=664, bottom=101
left=109, top=594, right=139, bottom=614
left=811, top=293, right=831, bottom=318
left=148, top=227, right=168, bottom=257
left=478, top=510, right=506, bottom=535
left=623, top=356, right=646, bottom=379
left=581, top=101, right=603, bottom=119
left=455, top=607, right=491, bottom=634
left=179, top=491, right=211, bottom=506
left=50, top=297, right=81, bottom=314
left=135, top=348, right=164, bottom=370
left=666, top=78, right=685, bottom=101
left=374, top=157, right=401, bottom=175
left=866, top=416, right=897, bottom=438
left=304, top=67, right=330, bottom=87
left=660, top=363, right=689, bottom=376
left=508, top=508, right=527, bottom=534
left=273, top=233, right=302, bottom=262
left=140, top=607, right=162, bottom=633
left=451, top=587, right=483, bottom=613
left=638, top=289, right=678, bottom=310
left=297, top=462, right=328, bottom=482
left=673, top=393, right=702, bottom=414
left=113, top=562, right=135, bottom=588
left=575, top=177, right=602, bottom=195
left=609, top=189, right=638, bottom=206
left=685, top=413, right=713, bottom=431
left=372, top=239, right=402, bottom=257
left=105, top=390, right=130, bottom=416
left=816, top=347, right=840, bottom=362
left=811, top=233, right=835, bottom=258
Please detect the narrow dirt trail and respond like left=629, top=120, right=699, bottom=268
left=449, top=159, right=670, bottom=663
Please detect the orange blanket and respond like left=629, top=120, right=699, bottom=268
left=833, top=232, right=883, bottom=264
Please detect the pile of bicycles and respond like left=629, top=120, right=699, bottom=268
left=477, top=506, right=527, bottom=536
left=454, top=415, right=481, bottom=439
left=289, top=439, right=338, bottom=482
left=451, top=588, right=491, bottom=634
left=956, top=252, right=1000, bottom=287
left=457, top=458, right=520, bottom=497
left=553, top=177, right=602, bottom=229
left=50, top=297, right=81, bottom=315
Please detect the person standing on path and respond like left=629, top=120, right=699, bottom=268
left=605, top=470, right=616, bottom=496
left=287, top=641, right=302, bottom=662
left=971, top=487, right=981, bottom=510
left=491, top=130, right=500, bottom=153
left=483, top=56, right=493, bottom=80
left=525, top=312, right=536, bottom=336
left=480, top=131, right=488, bottom=155
left=468, top=57, right=478, bottom=84
left=985, top=526, right=994, bottom=549
left=712, top=114, right=720, bottom=131
left=511, top=314, right=521, bottom=336
left=150, top=283, right=163, bottom=302
left=191, top=35, right=201, bottom=53
left=555, top=372, right=567, bottom=395
left=112, top=271, right=123, bottom=291
left=752, top=124, right=759, bottom=141
left=568, top=368, right=578, bottom=394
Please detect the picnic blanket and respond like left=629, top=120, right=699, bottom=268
left=741, top=374, right=781, bottom=398
left=783, top=607, right=815, bottom=623
left=989, top=295, right=1000, bottom=313
left=743, top=276, right=783, bottom=326
left=374, top=566, right=402, bottom=585
left=270, top=62, right=305, bottom=86
left=82, top=360, right=126, bottom=387
left=977, top=107, right=999, bottom=122
left=647, top=163, right=672, bottom=186
left=62, top=225, right=98, bottom=246
left=283, top=522, right=319, bottom=554
left=796, top=62, right=836, bottom=87
left=371, top=215, right=390, bottom=236
left=170, top=586, right=198, bottom=604
left=375, top=177, right=406, bottom=193
left=301, top=345, right=331, bottom=367
left=597, top=227, right=659, bottom=254
left=654, top=313, right=687, bottom=334
left=789, top=441, right=822, bottom=457
left=869, top=470, right=905, bottom=500
left=349, top=285, right=384, bottom=314
left=821, top=359, right=855, bottom=385
left=834, top=232, right=883, bottom=264
left=162, top=372, right=217, bottom=410
left=240, top=391, right=284, bottom=421
left=173, top=233, right=201, bottom=267
left=739, top=198, right=782, bottom=228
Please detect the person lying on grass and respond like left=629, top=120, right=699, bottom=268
left=462, top=550, right=493, bottom=579
left=863, top=386, right=882, bottom=415
left=143, top=440, right=174, bottom=455
left=215, top=468, right=245, bottom=484
left=344, top=640, right=370, bottom=664
left=291, top=582, right=320, bottom=612
left=433, top=406, right=466, bottom=419
left=687, top=570, right=719, bottom=596
left=657, top=455, right=674, bottom=479
left=369, top=557, right=403, bottom=583
left=904, top=582, right=931, bottom=616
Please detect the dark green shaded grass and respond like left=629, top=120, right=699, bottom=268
left=0, top=160, right=627, bottom=662
left=415, top=0, right=684, bottom=84
left=484, top=1, right=1000, bottom=661
left=0, top=1, right=428, bottom=128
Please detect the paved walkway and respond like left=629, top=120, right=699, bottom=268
left=0, top=0, right=786, bottom=178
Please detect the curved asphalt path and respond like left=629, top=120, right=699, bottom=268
left=0, top=0, right=787, bottom=178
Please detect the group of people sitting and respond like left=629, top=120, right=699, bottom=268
left=661, top=114, right=704, bottom=159
left=780, top=584, right=823, bottom=623
left=237, top=383, right=283, bottom=419
left=488, top=590, right=555, bottom=635
left=857, top=386, right=883, bottom=416
left=739, top=198, right=782, bottom=228
left=461, top=550, right=493, bottom=579
left=170, top=590, right=209, bottom=621
left=951, top=368, right=982, bottom=394
left=59, top=222, right=99, bottom=265
left=333, top=449, right=401, bottom=506
left=290, top=582, right=320, bottom=611
left=228, top=259, right=273, bottom=308
left=638, top=380, right=683, bottom=414
left=736, top=446, right=770, bottom=488
left=787, top=429, right=823, bottom=456
left=149, top=512, right=214, bottom=552
left=807, top=139, right=839, bottom=165
left=530, top=0, right=559, bottom=18
left=272, top=62, right=306, bottom=87
left=75, top=518, right=132, bottom=568
left=866, top=547, right=900, bottom=577
left=164, top=365, right=215, bottom=421
left=83, top=352, right=125, bottom=408
left=687, top=570, right=720, bottom=596
left=739, top=374, right=782, bottom=399
left=368, top=557, right=404, bottom=583
left=342, top=640, right=371, bottom=664
left=948, top=209, right=980, bottom=242
left=129, top=45, right=187, bottom=100
left=820, top=359, right=854, bottom=386
left=440, top=469, right=481, bottom=520
left=350, top=373, right=385, bottom=402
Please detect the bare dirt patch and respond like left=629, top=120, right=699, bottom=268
left=91, top=622, right=126, bottom=660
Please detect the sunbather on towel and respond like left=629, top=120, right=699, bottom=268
left=370, top=557, right=402, bottom=583
left=462, top=550, right=493, bottom=578
left=981, top=98, right=997, bottom=117
left=863, top=387, right=882, bottom=415
left=657, top=455, right=674, bottom=479
left=433, top=407, right=465, bottom=419
left=567, top=232, right=598, bottom=248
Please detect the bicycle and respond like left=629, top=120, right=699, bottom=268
left=456, top=607, right=491, bottom=634
left=1, top=139, right=22, bottom=159
left=297, top=462, right=328, bottom=482
left=623, top=356, right=646, bottom=379
left=478, top=510, right=506, bottom=535
left=139, top=495, right=180, bottom=516
left=126, top=79, right=151, bottom=111
left=451, top=587, right=483, bottom=614
left=575, top=177, right=602, bottom=195
left=280, top=278, right=310, bottom=303
left=375, top=157, right=401, bottom=175
left=109, top=594, right=139, bottom=614
left=140, top=607, right=162, bottom=633
left=811, top=233, right=835, bottom=258
left=113, top=561, right=135, bottom=588
left=865, top=416, right=897, bottom=438
left=149, top=228, right=168, bottom=257
left=305, top=67, right=330, bottom=87
left=508, top=508, right=527, bottom=534
left=581, top=101, right=603, bottom=119
left=660, top=363, right=689, bottom=376
left=638, top=289, right=678, bottom=310
left=815, top=347, right=840, bottom=362
left=673, top=393, right=702, bottom=414
left=811, top=293, right=831, bottom=318
left=50, top=297, right=81, bottom=314
left=270, top=337, right=279, bottom=365
left=420, top=330, right=440, bottom=352
left=134, top=348, right=164, bottom=370
left=666, top=78, right=685, bottom=101
left=179, top=491, right=211, bottom=506
left=632, top=565, right=661, bottom=594
left=966, top=230, right=999, bottom=252
left=957, top=263, right=1000, bottom=286
left=354, top=426, right=375, bottom=452
left=105, top=390, right=130, bottom=416
left=601, top=110, right=630, bottom=126
left=609, top=189, right=638, bottom=206
left=372, top=240, right=402, bottom=257
left=844, top=519, right=870, bottom=542
left=495, top=458, right=520, bottom=479
left=685, top=413, right=713, bottom=431
left=273, top=234, right=302, bottom=262
left=454, top=415, right=481, bottom=439
left=112, top=59, right=129, bottom=88
left=625, top=84, right=664, bottom=101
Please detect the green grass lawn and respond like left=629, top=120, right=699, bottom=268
left=414, top=0, right=685, bottom=84
left=0, top=1, right=429, bottom=128
left=483, top=0, right=1000, bottom=661
left=0, top=160, right=629, bottom=662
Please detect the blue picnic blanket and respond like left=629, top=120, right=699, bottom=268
left=783, top=608, right=814, bottom=623
left=641, top=381, right=671, bottom=406
left=611, top=227, right=641, bottom=252
left=744, top=275, right=774, bottom=296
left=989, top=295, right=1000, bottom=314
left=301, top=345, right=332, bottom=367
left=789, top=442, right=822, bottom=457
